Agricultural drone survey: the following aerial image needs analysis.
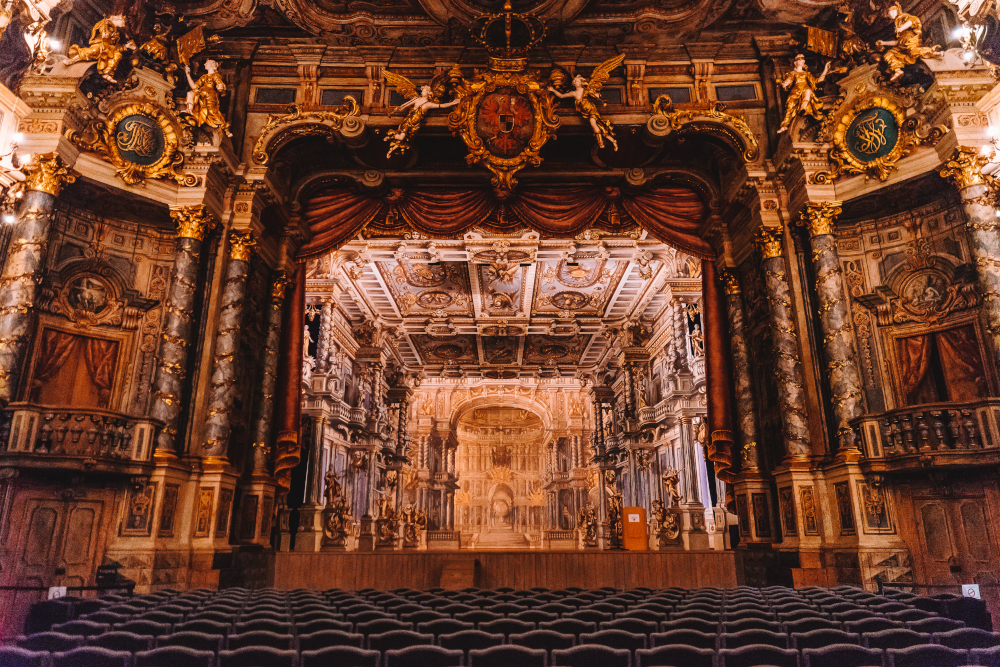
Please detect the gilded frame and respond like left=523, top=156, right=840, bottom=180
left=448, top=70, right=560, bottom=196
left=70, top=102, right=197, bottom=187
left=828, top=96, right=914, bottom=183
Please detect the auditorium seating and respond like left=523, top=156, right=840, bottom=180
left=10, top=585, right=994, bottom=666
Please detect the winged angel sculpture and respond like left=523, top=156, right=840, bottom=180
left=383, top=69, right=461, bottom=158
left=549, top=54, right=626, bottom=150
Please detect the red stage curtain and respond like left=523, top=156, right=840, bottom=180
left=84, top=337, right=119, bottom=407
left=937, top=325, right=988, bottom=401
left=31, top=329, right=79, bottom=390
left=896, top=334, right=934, bottom=405
left=296, top=185, right=710, bottom=260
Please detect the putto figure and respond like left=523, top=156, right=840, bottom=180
left=65, top=15, right=131, bottom=83
left=383, top=69, right=461, bottom=158
left=549, top=54, right=626, bottom=150
left=776, top=54, right=830, bottom=134
left=184, top=59, right=232, bottom=137
left=876, top=3, right=942, bottom=82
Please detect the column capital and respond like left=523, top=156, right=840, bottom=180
left=939, top=146, right=989, bottom=191
left=23, top=153, right=76, bottom=196
left=171, top=205, right=218, bottom=240
left=271, top=270, right=290, bottom=301
left=754, top=227, right=783, bottom=259
left=721, top=269, right=741, bottom=296
left=802, top=201, right=843, bottom=238
left=229, top=230, right=257, bottom=261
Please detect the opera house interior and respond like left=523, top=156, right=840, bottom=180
left=2, top=0, right=1000, bottom=663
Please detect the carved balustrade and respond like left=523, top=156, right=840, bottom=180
left=2, top=403, right=162, bottom=469
left=852, top=398, right=1000, bottom=470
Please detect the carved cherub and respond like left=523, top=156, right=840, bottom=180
left=137, top=20, right=176, bottom=74
left=184, top=59, right=232, bottom=137
left=776, top=54, right=831, bottom=134
left=548, top=54, right=626, bottom=151
left=876, top=3, right=942, bottom=83
left=662, top=468, right=683, bottom=507
left=383, top=69, right=461, bottom=158
left=65, top=15, right=132, bottom=83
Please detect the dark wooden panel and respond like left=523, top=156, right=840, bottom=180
left=273, top=550, right=738, bottom=590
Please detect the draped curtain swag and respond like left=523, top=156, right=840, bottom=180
left=31, top=329, right=119, bottom=407
left=292, top=185, right=734, bottom=487
left=298, top=186, right=713, bottom=260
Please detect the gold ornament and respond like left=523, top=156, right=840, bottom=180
left=876, top=3, right=942, bottom=83
left=826, top=97, right=915, bottom=183
left=22, top=153, right=76, bottom=196
left=184, top=59, right=231, bottom=137
left=252, top=99, right=360, bottom=165
left=651, top=96, right=759, bottom=162
left=755, top=227, right=783, bottom=259
left=65, top=15, right=130, bottom=83
left=383, top=69, right=461, bottom=158
left=775, top=55, right=831, bottom=134
left=939, top=146, right=989, bottom=191
left=271, top=271, right=290, bottom=301
left=549, top=54, right=625, bottom=150
left=801, top=201, right=843, bottom=237
left=721, top=269, right=741, bottom=296
left=229, top=230, right=256, bottom=261
left=171, top=205, right=217, bottom=241
left=68, top=102, right=197, bottom=187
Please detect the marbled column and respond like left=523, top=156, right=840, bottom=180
left=679, top=417, right=703, bottom=506
left=721, top=270, right=762, bottom=472
left=251, top=272, right=289, bottom=475
left=672, top=300, right=690, bottom=372
left=803, top=202, right=866, bottom=457
left=204, top=230, right=257, bottom=461
left=151, top=205, right=217, bottom=456
left=756, top=227, right=811, bottom=463
left=307, top=417, right=326, bottom=505
left=940, top=147, right=1000, bottom=365
left=315, top=298, right=334, bottom=373
left=0, top=155, right=76, bottom=403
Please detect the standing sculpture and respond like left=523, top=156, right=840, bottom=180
left=651, top=499, right=680, bottom=545
left=876, top=3, right=942, bottom=82
left=578, top=503, right=598, bottom=547
left=549, top=54, right=626, bottom=150
left=401, top=503, right=427, bottom=547
left=662, top=468, right=683, bottom=507
left=184, top=59, right=232, bottom=137
left=776, top=55, right=830, bottom=134
left=607, top=493, right=624, bottom=549
left=322, top=467, right=352, bottom=547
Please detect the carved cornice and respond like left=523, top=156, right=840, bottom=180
left=23, top=153, right=77, bottom=196
left=802, top=201, right=843, bottom=238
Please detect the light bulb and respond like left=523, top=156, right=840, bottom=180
left=48, top=39, right=60, bottom=51
left=963, top=50, right=976, bottom=62
left=12, top=133, right=22, bottom=142
left=2, top=214, right=14, bottom=224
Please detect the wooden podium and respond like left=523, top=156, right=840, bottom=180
left=623, top=507, right=648, bottom=551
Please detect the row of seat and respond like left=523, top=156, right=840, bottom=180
left=3, top=641, right=1000, bottom=667
left=18, top=625, right=1000, bottom=653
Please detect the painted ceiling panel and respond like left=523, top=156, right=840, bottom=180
left=378, top=260, right=474, bottom=317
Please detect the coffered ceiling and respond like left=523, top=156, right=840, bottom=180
left=305, top=229, right=703, bottom=377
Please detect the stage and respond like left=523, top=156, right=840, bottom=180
left=273, top=550, right=739, bottom=590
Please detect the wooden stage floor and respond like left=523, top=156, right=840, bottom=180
left=273, top=550, right=738, bottom=590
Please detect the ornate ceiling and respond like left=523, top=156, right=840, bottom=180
left=173, top=0, right=844, bottom=43
left=305, top=228, right=703, bottom=377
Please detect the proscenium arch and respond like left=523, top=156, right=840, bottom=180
left=449, top=396, right=554, bottom=437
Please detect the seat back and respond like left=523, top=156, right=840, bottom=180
left=217, top=646, right=298, bottom=667
left=468, top=645, right=546, bottom=667
left=551, top=643, right=631, bottom=667
left=635, top=645, right=714, bottom=667
left=134, top=647, right=215, bottom=667
left=384, top=645, right=463, bottom=667
left=300, top=646, right=380, bottom=667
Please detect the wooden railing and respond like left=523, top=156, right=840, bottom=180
left=2, top=403, right=161, bottom=465
left=852, top=398, right=1000, bottom=464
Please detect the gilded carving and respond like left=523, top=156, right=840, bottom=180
left=578, top=503, right=598, bottom=547
left=775, top=55, right=830, bottom=134
left=64, top=15, right=129, bottom=83
left=549, top=54, right=626, bottom=150
left=802, top=201, right=843, bottom=238
left=876, top=3, right=942, bottom=82
left=652, top=95, right=759, bottom=162
left=68, top=103, right=197, bottom=187
left=22, top=153, right=76, bottom=196
left=383, top=69, right=462, bottom=158
left=939, top=145, right=989, bottom=191
left=252, top=99, right=361, bottom=165
left=826, top=97, right=919, bottom=183
left=755, top=227, right=783, bottom=259
left=171, top=205, right=217, bottom=241
left=229, top=230, right=256, bottom=262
